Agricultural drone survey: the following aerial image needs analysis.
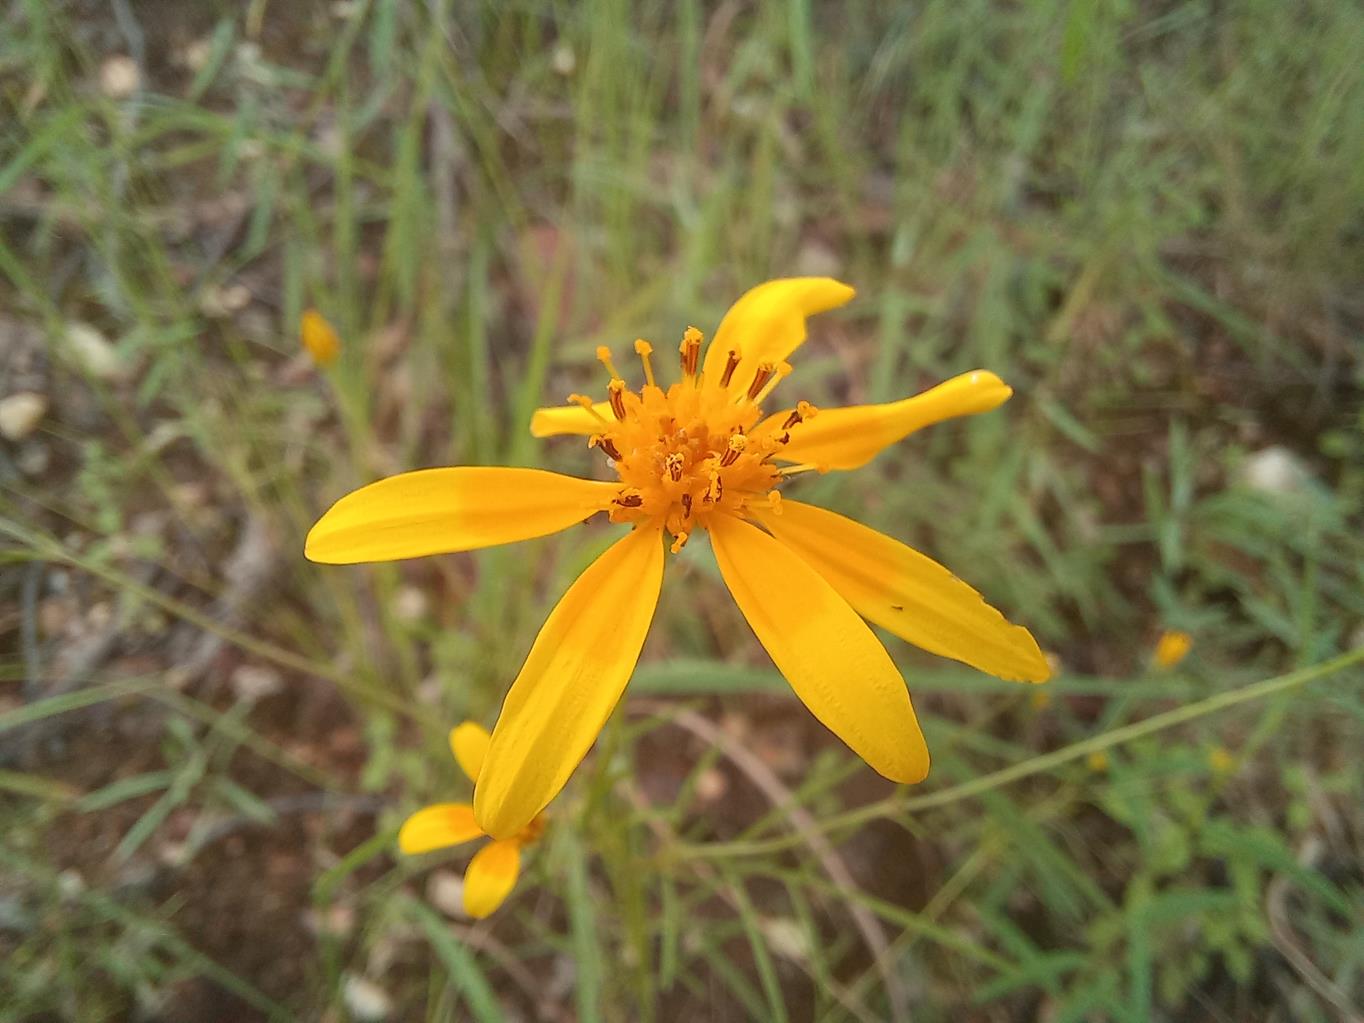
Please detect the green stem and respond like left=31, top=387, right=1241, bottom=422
left=683, top=646, right=1364, bottom=860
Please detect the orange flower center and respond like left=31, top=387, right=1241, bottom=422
left=574, top=330, right=817, bottom=552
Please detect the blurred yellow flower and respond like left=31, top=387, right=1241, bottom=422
left=1153, top=629, right=1192, bottom=669
left=308, top=278, right=1050, bottom=839
left=1208, top=746, right=1236, bottom=775
left=397, top=722, right=544, bottom=918
left=1086, top=750, right=1110, bottom=773
left=300, top=308, right=340, bottom=367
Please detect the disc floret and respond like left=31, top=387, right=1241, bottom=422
left=585, top=329, right=813, bottom=548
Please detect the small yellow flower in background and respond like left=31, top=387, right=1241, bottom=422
left=398, top=722, right=544, bottom=918
left=1153, top=629, right=1192, bottom=670
left=1029, top=689, right=1052, bottom=711
left=1087, top=750, right=1110, bottom=773
left=1207, top=746, right=1236, bottom=775
left=308, top=278, right=1050, bottom=839
left=301, top=308, right=340, bottom=367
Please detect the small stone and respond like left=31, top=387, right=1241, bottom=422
left=100, top=55, right=141, bottom=98
left=199, top=283, right=252, bottom=318
left=0, top=392, right=47, bottom=440
left=551, top=42, right=576, bottom=76
left=17, top=441, right=50, bottom=476
left=305, top=903, right=355, bottom=938
left=694, top=767, right=728, bottom=803
left=1241, top=445, right=1311, bottom=495
left=761, top=917, right=810, bottom=961
left=63, top=322, right=126, bottom=381
left=181, top=37, right=213, bottom=72
left=427, top=871, right=467, bottom=919
left=39, top=597, right=72, bottom=637
left=231, top=664, right=285, bottom=702
left=342, top=975, right=393, bottom=1022
left=795, top=240, right=839, bottom=278
left=415, top=674, right=444, bottom=706
left=393, top=586, right=429, bottom=624
left=157, top=841, right=190, bottom=868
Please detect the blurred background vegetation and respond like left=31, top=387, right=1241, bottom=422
left=2, top=1, right=1362, bottom=1020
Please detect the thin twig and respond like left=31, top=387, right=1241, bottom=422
left=621, top=780, right=882, bottom=1023
left=638, top=703, right=911, bottom=1023
left=1265, top=838, right=1364, bottom=1022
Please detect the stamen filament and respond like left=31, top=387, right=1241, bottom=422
left=569, top=393, right=612, bottom=427
left=596, top=345, right=622, bottom=381
left=751, top=361, right=793, bottom=406
left=745, top=362, right=775, bottom=400
left=608, top=379, right=628, bottom=421
left=633, top=338, right=656, bottom=388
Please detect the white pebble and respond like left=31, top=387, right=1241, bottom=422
left=342, top=975, right=393, bottom=1022
left=0, top=392, right=47, bottom=441
left=100, top=55, right=141, bottom=98
left=1241, top=445, right=1311, bottom=495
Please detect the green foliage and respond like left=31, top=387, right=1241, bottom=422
left=2, top=0, right=1362, bottom=1019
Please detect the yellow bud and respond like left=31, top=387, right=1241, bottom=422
left=1153, top=630, right=1192, bottom=670
left=1208, top=746, right=1236, bottom=774
left=300, top=308, right=340, bottom=367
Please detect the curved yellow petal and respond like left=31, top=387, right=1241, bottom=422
left=450, top=722, right=491, bottom=783
left=708, top=513, right=928, bottom=784
left=753, top=501, right=1050, bottom=683
left=530, top=401, right=615, bottom=438
left=398, top=803, right=483, bottom=855
left=463, top=838, right=521, bottom=918
left=305, top=467, right=617, bottom=564
left=770, top=370, right=1013, bottom=470
left=474, top=527, right=664, bottom=838
left=701, top=278, right=856, bottom=391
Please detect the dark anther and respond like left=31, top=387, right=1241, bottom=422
left=719, top=350, right=741, bottom=387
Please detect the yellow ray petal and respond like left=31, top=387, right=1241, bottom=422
left=702, top=278, right=856, bottom=391
left=398, top=803, right=483, bottom=855
left=450, top=722, right=491, bottom=783
left=474, top=527, right=664, bottom=838
left=305, top=467, right=617, bottom=564
left=753, top=501, right=1050, bottom=683
left=462, top=838, right=521, bottom=918
left=530, top=401, right=615, bottom=438
left=708, top=513, right=928, bottom=784
left=770, top=370, right=1013, bottom=470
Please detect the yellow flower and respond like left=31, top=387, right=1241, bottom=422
left=1153, top=629, right=1192, bottom=670
left=1087, top=750, right=1110, bottom=773
left=1207, top=745, right=1236, bottom=775
left=397, top=722, right=544, bottom=918
left=308, top=278, right=1050, bottom=839
left=301, top=308, right=340, bottom=367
